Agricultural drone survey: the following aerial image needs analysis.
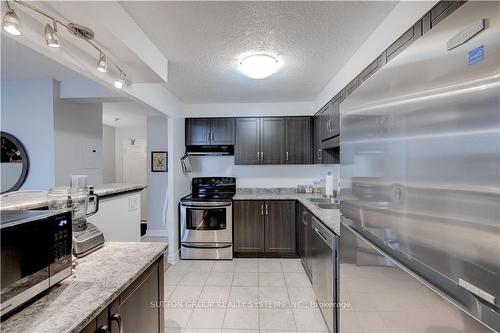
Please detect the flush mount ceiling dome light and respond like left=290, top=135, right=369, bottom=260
left=239, top=54, right=279, bottom=79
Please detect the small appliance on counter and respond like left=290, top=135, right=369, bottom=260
left=48, top=175, right=104, bottom=257
left=180, top=177, right=236, bottom=260
left=0, top=209, right=72, bottom=317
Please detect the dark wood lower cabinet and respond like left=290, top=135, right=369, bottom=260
left=265, top=201, right=296, bottom=254
left=80, top=256, right=164, bottom=333
left=234, top=200, right=296, bottom=257
left=234, top=200, right=265, bottom=253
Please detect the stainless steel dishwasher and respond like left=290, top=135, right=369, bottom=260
left=311, top=217, right=337, bottom=333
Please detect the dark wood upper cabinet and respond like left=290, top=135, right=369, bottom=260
left=235, top=118, right=260, bottom=165
left=260, top=117, right=285, bottom=165
left=234, top=200, right=265, bottom=253
left=186, top=118, right=235, bottom=146
left=313, top=115, right=323, bottom=164
left=286, top=117, right=312, bottom=164
left=210, top=118, right=235, bottom=145
left=186, top=118, right=211, bottom=145
left=264, top=201, right=296, bottom=254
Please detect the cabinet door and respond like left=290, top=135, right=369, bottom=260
left=234, top=201, right=265, bottom=253
left=110, top=259, right=163, bottom=333
left=319, top=104, right=330, bottom=141
left=260, top=117, right=285, bottom=165
left=264, top=201, right=296, bottom=254
left=329, top=95, right=341, bottom=136
left=313, top=115, right=323, bottom=164
left=186, top=118, right=211, bottom=145
left=286, top=117, right=312, bottom=164
left=297, top=204, right=306, bottom=259
left=235, top=118, right=260, bottom=165
left=210, top=118, right=235, bottom=145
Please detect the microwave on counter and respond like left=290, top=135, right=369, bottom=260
left=1, top=210, right=72, bottom=317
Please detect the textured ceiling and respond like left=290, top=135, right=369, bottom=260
left=122, top=1, right=397, bottom=104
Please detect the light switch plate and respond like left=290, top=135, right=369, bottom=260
left=128, top=197, right=138, bottom=211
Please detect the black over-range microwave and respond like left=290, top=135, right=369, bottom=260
left=1, top=210, right=72, bottom=317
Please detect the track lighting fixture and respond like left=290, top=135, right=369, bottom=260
left=4, top=0, right=130, bottom=89
left=44, top=20, right=60, bottom=48
left=2, top=2, right=22, bottom=36
left=114, top=72, right=126, bottom=89
left=96, top=52, right=107, bottom=73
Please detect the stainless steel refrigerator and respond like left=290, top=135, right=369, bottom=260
left=339, top=2, right=499, bottom=332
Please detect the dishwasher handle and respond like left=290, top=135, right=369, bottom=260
left=312, top=218, right=333, bottom=249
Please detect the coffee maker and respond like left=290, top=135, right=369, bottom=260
left=48, top=175, right=105, bottom=257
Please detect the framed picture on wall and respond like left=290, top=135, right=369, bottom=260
left=151, top=151, right=167, bottom=172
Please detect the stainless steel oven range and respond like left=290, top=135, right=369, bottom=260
left=180, top=177, right=235, bottom=260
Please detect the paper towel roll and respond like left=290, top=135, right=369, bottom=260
left=325, top=173, right=335, bottom=197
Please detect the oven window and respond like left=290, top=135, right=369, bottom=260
left=186, top=207, right=226, bottom=230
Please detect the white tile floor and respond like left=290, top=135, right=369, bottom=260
left=164, top=259, right=328, bottom=333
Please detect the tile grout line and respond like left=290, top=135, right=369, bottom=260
left=220, top=263, right=234, bottom=330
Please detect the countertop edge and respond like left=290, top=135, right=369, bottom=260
left=68, top=243, right=167, bottom=333
left=0, top=184, right=147, bottom=211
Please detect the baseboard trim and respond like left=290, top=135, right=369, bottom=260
left=167, top=249, right=180, bottom=265
left=145, top=229, right=168, bottom=237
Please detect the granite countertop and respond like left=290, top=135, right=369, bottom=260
left=233, top=189, right=341, bottom=234
left=1, top=242, right=167, bottom=333
left=0, top=183, right=146, bottom=211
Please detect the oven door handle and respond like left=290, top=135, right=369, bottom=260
left=181, top=243, right=233, bottom=249
left=181, top=203, right=232, bottom=208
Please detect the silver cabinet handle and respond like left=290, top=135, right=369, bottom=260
left=261, top=204, right=264, bottom=216
left=110, top=313, right=123, bottom=333
left=97, top=325, right=109, bottom=333
left=265, top=204, right=268, bottom=216
left=302, top=211, right=308, bottom=224
left=286, top=151, right=289, bottom=162
left=261, top=151, right=264, bottom=161
left=317, top=149, right=322, bottom=161
left=257, top=151, right=260, bottom=161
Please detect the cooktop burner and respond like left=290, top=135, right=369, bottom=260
left=181, top=177, right=236, bottom=202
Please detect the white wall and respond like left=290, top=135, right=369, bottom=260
left=114, top=126, right=147, bottom=182
left=146, top=116, right=169, bottom=235
left=167, top=117, right=190, bottom=263
left=102, top=125, right=116, bottom=183
left=184, top=101, right=314, bottom=117
left=190, top=156, right=338, bottom=188
left=53, top=93, right=103, bottom=186
left=114, top=125, right=147, bottom=221
left=0, top=79, right=56, bottom=189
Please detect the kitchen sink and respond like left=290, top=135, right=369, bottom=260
left=308, top=198, right=339, bottom=204
left=315, top=203, right=340, bottom=210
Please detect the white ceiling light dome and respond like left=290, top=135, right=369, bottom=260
left=239, top=54, right=279, bottom=79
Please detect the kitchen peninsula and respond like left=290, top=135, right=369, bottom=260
left=0, top=183, right=146, bottom=242
left=1, top=242, right=166, bottom=333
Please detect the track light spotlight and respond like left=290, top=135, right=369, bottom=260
left=45, top=20, right=60, bottom=48
left=114, top=72, right=126, bottom=89
left=2, top=4, right=22, bottom=36
left=97, top=52, right=108, bottom=73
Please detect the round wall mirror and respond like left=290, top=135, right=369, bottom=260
left=1, top=132, right=29, bottom=194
